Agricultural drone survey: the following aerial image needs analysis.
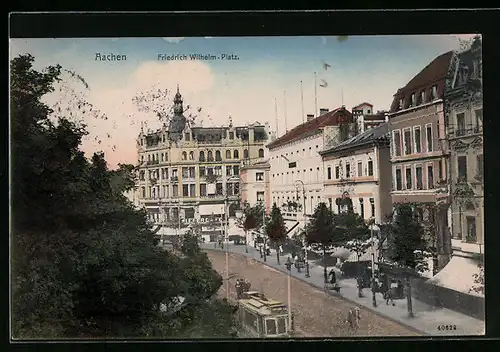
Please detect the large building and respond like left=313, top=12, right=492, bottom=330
left=134, top=87, right=271, bottom=231
left=267, top=107, right=354, bottom=237
left=387, top=51, right=454, bottom=271
left=319, top=123, right=392, bottom=224
left=352, top=102, right=388, bottom=133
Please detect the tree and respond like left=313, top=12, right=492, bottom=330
left=470, top=261, right=484, bottom=296
left=10, top=54, right=237, bottom=339
left=237, top=201, right=263, bottom=253
left=336, top=211, right=371, bottom=296
left=306, top=202, right=337, bottom=283
left=265, top=204, right=287, bottom=265
left=386, top=203, right=431, bottom=318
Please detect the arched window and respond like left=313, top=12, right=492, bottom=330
left=199, top=151, right=205, bottom=162
left=208, top=150, right=214, bottom=162
left=226, top=150, right=231, bottom=159
left=258, top=148, right=264, bottom=158
left=215, top=150, right=222, bottom=161
left=182, top=151, right=187, bottom=160
left=189, top=151, right=194, bottom=160
left=141, top=187, right=146, bottom=198
left=234, top=150, right=239, bottom=159
left=243, top=149, right=249, bottom=159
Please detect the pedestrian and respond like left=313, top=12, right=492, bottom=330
left=385, top=280, right=396, bottom=306
left=346, top=307, right=361, bottom=333
left=329, top=269, right=336, bottom=284
left=235, top=279, right=242, bottom=299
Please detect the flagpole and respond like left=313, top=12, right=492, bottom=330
left=274, top=98, right=279, bottom=138
left=284, top=90, right=288, bottom=133
left=300, top=81, right=305, bottom=124
left=314, top=72, right=318, bottom=117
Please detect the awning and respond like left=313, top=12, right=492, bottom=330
left=199, top=203, right=224, bottom=216
left=429, top=255, right=482, bottom=296
left=156, top=226, right=190, bottom=236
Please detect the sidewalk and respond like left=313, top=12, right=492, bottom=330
left=201, top=243, right=484, bottom=336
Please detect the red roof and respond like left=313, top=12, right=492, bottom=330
left=267, top=107, right=352, bottom=149
left=390, top=51, right=453, bottom=113
left=352, top=102, right=373, bottom=110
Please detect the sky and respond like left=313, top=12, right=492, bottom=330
left=10, top=35, right=476, bottom=169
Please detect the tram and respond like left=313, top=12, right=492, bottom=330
left=237, top=291, right=293, bottom=338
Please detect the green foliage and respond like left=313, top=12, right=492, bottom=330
left=238, top=201, right=262, bottom=232
left=10, top=54, right=236, bottom=339
left=265, top=203, right=287, bottom=245
left=470, top=262, right=484, bottom=296
left=306, top=202, right=336, bottom=248
left=386, top=203, right=429, bottom=272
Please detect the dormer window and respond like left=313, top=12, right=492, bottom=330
left=430, top=85, right=438, bottom=100
left=411, top=93, right=416, bottom=107
left=420, top=90, right=425, bottom=104
left=398, top=98, right=404, bottom=110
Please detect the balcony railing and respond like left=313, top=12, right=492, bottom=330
left=448, top=125, right=483, bottom=138
left=146, top=160, right=160, bottom=165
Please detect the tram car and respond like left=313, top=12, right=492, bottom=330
left=237, top=291, right=293, bottom=338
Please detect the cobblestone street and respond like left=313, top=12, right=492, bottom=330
left=206, top=250, right=420, bottom=337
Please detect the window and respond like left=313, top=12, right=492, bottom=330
left=345, top=163, right=350, bottom=178
left=456, top=113, right=466, bottom=136
left=226, top=166, right=232, bottom=176
left=427, top=165, right=434, bottom=189
left=189, top=167, right=195, bottom=178
left=184, top=133, right=190, bottom=141
left=233, top=165, right=239, bottom=176
left=359, top=198, right=364, bottom=218
left=225, top=150, right=231, bottom=159
left=476, top=154, right=483, bottom=178
left=182, top=184, right=189, bottom=197
left=266, top=319, right=277, bottom=335
left=182, top=167, right=189, bottom=178
left=369, top=198, right=375, bottom=218
left=259, top=148, right=265, bottom=158
left=458, top=155, right=468, bottom=181
left=188, top=151, right=194, bottom=160
left=182, top=151, right=187, bottom=160
left=207, top=151, right=214, bottom=162
left=357, top=162, right=363, bottom=177
left=414, top=127, right=421, bottom=153
left=215, top=150, right=222, bottom=161
left=405, top=167, right=412, bottom=189
left=474, top=108, right=483, bottom=132
left=289, top=162, right=297, bottom=168
left=398, top=98, right=403, bottom=110
left=256, top=172, right=264, bottom=181
left=141, top=187, right=146, bottom=198
left=229, top=132, right=234, bottom=139
left=368, top=160, right=373, bottom=176
left=199, top=151, right=205, bottom=162
left=411, top=93, right=416, bottom=107
left=335, top=166, right=340, bottom=179
left=466, top=216, right=477, bottom=243
left=200, top=184, right=207, bottom=197
left=404, top=129, right=412, bottom=155
left=426, top=124, right=433, bottom=152
left=234, top=150, right=239, bottom=159
left=215, top=166, right=222, bottom=176
left=420, top=90, right=426, bottom=104
left=430, top=85, right=438, bottom=100
left=395, top=169, right=402, bottom=190
left=438, top=159, right=443, bottom=181
left=172, top=185, right=179, bottom=197
left=257, top=191, right=265, bottom=202
left=189, top=184, right=196, bottom=197
left=327, top=167, right=332, bottom=180
left=199, top=167, right=206, bottom=177
left=416, top=166, right=423, bottom=190
left=393, top=130, right=402, bottom=156
left=243, top=149, right=249, bottom=159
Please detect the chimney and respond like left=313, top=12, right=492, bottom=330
left=319, top=108, right=329, bottom=116
left=306, top=114, right=314, bottom=122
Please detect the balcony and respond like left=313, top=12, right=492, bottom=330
left=448, top=125, right=483, bottom=139
left=146, top=160, right=160, bottom=166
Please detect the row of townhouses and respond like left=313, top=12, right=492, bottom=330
left=129, top=37, right=482, bottom=283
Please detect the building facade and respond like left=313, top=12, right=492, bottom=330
left=352, top=102, right=388, bottom=134
left=445, top=37, right=483, bottom=249
left=320, top=123, right=392, bottom=224
left=267, top=107, right=353, bottom=236
left=134, top=87, right=270, bottom=228
left=387, top=51, right=454, bottom=270
left=240, top=161, right=271, bottom=212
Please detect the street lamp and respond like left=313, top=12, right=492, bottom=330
left=235, top=208, right=246, bottom=252
left=369, top=218, right=380, bottom=308
left=294, top=180, right=310, bottom=278
left=284, top=257, right=294, bottom=334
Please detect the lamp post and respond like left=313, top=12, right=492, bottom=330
left=370, top=219, right=379, bottom=308
left=262, top=206, right=267, bottom=262
left=285, top=257, right=294, bottom=334
left=235, top=209, right=246, bottom=252
left=295, top=180, right=309, bottom=278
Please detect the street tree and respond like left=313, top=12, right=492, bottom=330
left=334, top=211, right=371, bottom=296
left=386, top=203, right=431, bottom=318
left=306, top=202, right=337, bottom=283
left=237, top=201, right=262, bottom=252
left=265, top=204, right=287, bottom=265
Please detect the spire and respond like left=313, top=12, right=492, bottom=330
left=173, top=85, right=183, bottom=114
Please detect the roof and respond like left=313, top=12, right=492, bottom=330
left=241, top=160, right=270, bottom=171
left=239, top=295, right=289, bottom=316
left=267, top=107, right=352, bottom=149
left=320, top=122, right=389, bottom=155
left=352, top=102, right=373, bottom=110
left=363, top=113, right=386, bottom=121
left=389, top=51, right=453, bottom=113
